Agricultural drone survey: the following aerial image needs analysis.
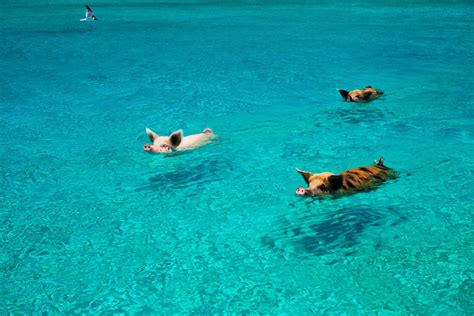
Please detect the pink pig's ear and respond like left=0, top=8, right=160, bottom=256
left=146, top=128, right=159, bottom=142
left=169, top=130, right=183, bottom=148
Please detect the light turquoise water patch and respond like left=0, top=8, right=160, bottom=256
left=1, top=1, right=473, bottom=314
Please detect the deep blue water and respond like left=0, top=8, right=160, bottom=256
left=1, top=0, right=473, bottom=314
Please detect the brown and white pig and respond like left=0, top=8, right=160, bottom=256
left=337, top=86, right=384, bottom=102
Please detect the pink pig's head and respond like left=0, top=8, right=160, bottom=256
left=144, top=128, right=182, bottom=154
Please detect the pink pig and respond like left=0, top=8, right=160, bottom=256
left=143, top=127, right=215, bottom=154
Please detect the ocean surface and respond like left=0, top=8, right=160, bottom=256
left=1, top=0, right=473, bottom=314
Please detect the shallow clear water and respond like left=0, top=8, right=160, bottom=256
left=1, top=0, right=473, bottom=314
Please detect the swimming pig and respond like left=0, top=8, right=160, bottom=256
left=144, top=128, right=215, bottom=154
left=337, top=86, right=384, bottom=102
left=295, top=157, right=394, bottom=196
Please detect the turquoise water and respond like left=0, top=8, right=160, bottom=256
left=1, top=0, right=473, bottom=313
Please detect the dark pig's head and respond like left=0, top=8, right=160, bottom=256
left=295, top=168, right=343, bottom=196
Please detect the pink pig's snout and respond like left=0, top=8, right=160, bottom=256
left=144, top=144, right=152, bottom=152
left=295, top=186, right=307, bottom=196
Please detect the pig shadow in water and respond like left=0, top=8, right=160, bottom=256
left=314, top=107, right=387, bottom=127
left=262, top=205, right=406, bottom=258
left=138, top=156, right=235, bottom=195
left=313, top=107, right=415, bottom=133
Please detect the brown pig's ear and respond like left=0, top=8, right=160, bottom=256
left=328, top=175, right=343, bottom=191
left=169, top=130, right=183, bottom=147
left=295, top=168, right=313, bottom=185
left=146, top=128, right=159, bottom=142
left=337, top=89, right=350, bottom=99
